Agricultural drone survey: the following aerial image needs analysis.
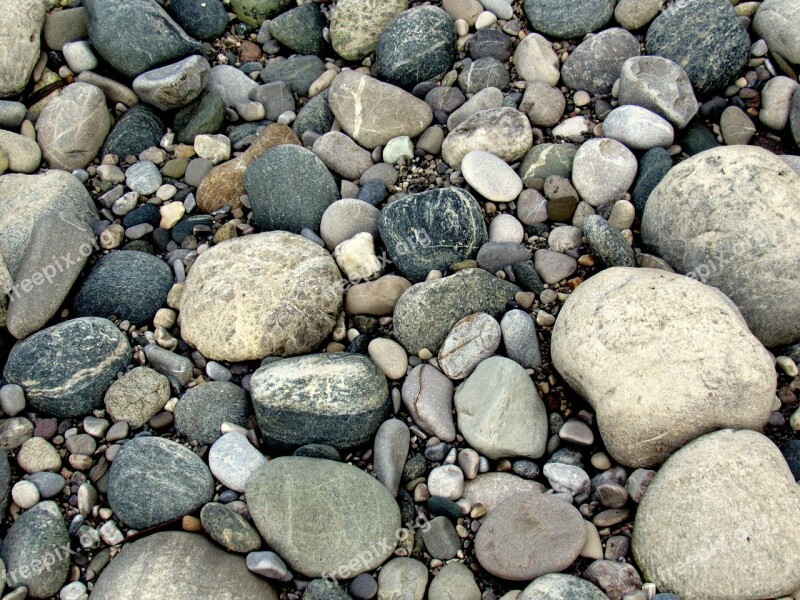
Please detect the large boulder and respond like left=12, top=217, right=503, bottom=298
left=178, top=232, right=342, bottom=362
left=641, top=146, right=800, bottom=347
left=632, top=430, right=800, bottom=600
left=551, top=267, right=776, bottom=468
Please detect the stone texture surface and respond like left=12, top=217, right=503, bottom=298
left=561, top=28, right=640, bottom=96
left=0, top=0, right=46, bottom=98
left=175, top=381, right=250, bottom=446
left=104, top=366, right=170, bottom=428
left=520, top=574, right=610, bottom=600
left=330, top=0, right=408, bottom=61
left=442, top=107, right=533, bottom=168
left=522, top=0, right=614, bottom=38
left=753, top=0, right=800, bottom=65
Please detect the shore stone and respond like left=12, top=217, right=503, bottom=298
left=17, top=437, right=61, bottom=473
left=133, top=56, right=210, bottom=111
left=753, top=0, right=800, bottom=65
left=103, top=104, right=165, bottom=159
left=104, top=367, right=170, bottom=428
left=0, top=131, right=40, bottom=174
left=175, top=382, right=250, bottom=446
left=108, top=436, right=214, bottom=529
left=501, top=309, right=542, bottom=369
left=582, top=561, right=641, bottom=600
left=552, top=267, right=776, bottom=467
left=533, top=249, right=577, bottom=284
left=759, top=76, right=799, bottom=131
left=246, top=457, right=401, bottom=578
left=312, top=132, right=373, bottom=180
left=475, top=493, right=586, bottom=580
left=320, top=199, right=380, bottom=251
left=572, top=138, right=638, bottom=207
left=458, top=57, right=510, bottom=94
left=447, top=87, right=503, bottom=131
left=331, top=0, right=408, bottom=61
left=260, top=55, right=326, bottom=97
left=429, top=562, right=480, bottom=600
left=393, top=269, right=519, bottom=354
left=582, top=215, right=636, bottom=267
left=631, top=147, right=672, bottom=213
left=329, top=71, right=433, bottom=149
left=208, top=432, right=266, bottom=492
left=377, top=6, right=456, bottom=89
left=293, top=88, right=334, bottom=137
left=513, top=33, right=560, bottom=86
left=633, top=430, right=800, bottom=599
left=231, top=0, right=291, bottom=26
left=614, top=0, right=662, bottom=30
left=345, top=275, right=411, bottom=316
left=378, top=558, right=428, bottom=600
left=442, top=107, right=533, bottom=168
left=91, top=532, right=278, bottom=599
left=519, top=143, right=577, bottom=188
left=167, top=0, right=227, bottom=40
left=520, top=82, right=566, bottom=128
left=84, top=0, right=201, bottom=79
left=44, top=6, right=87, bottom=52
left=373, top=418, right=410, bottom=496
left=602, top=106, right=674, bottom=151
left=179, top=232, right=342, bottom=361
left=368, top=338, right=408, bottom=380
left=720, top=106, right=756, bottom=146
left=520, top=574, right=609, bottom=600
left=268, top=3, right=326, bottom=55
left=0, top=0, right=46, bottom=98
left=462, top=151, right=523, bottom=202
left=562, top=28, right=640, bottom=96
left=645, top=0, right=749, bottom=93
left=201, top=502, right=261, bottom=553
left=642, top=146, right=800, bottom=347
left=4, top=318, right=130, bottom=418
left=401, top=364, right=456, bottom=442
left=250, top=353, right=389, bottom=450
left=523, top=0, right=614, bottom=38
left=438, top=313, right=501, bottom=380
left=618, top=56, right=698, bottom=129
left=379, top=188, right=486, bottom=282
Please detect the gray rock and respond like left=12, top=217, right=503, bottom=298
left=208, top=432, right=266, bottom=492
left=520, top=573, right=609, bottom=600
left=0, top=449, right=9, bottom=517
left=377, top=558, right=428, bottom=600
left=373, top=418, right=410, bottom=497
left=0, top=100, right=27, bottom=129
left=469, top=28, right=514, bottom=62
left=476, top=242, right=531, bottom=273
left=523, top=0, right=614, bottom=38
left=393, top=268, right=519, bottom=354
left=108, top=436, right=214, bottom=529
left=572, top=138, right=638, bottom=207
left=143, top=345, right=193, bottom=385
left=230, top=0, right=291, bottom=27
left=582, top=561, right=642, bottom=600
left=133, top=56, right=210, bottom=111
left=379, top=188, right=486, bottom=282
left=320, top=199, right=380, bottom=251
left=759, top=76, right=798, bottom=131
left=312, top=132, right=373, bottom=180
left=458, top=57, right=510, bottom=95
left=166, top=0, right=227, bottom=41
left=631, top=147, right=672, bottom=213
left=293, top=88, right=333, bottom=138
left=250, top=81, right=295, bottom=122
left=0, top=130, right=40, bottom=174
left=206, top=64, right=258, bottom=109
left=401, top=364, right=456, bottom=441
left=520, top=82, right=566, bottom=128
left=174, top=381, right=250, bottom=445
left=422, top=516, right=460, bottom=560
left=562, top=28, right=640, bottom=96
left=4, top=317, right=130, bottom=418
left=25, top=471, right=66, bottom=500
left=330, top=0, right=408, bottom=62
left=753, top=0, right=800, bottom=65
left=103, top=104, right=165, bottom=159
left=246, top=551, right=292, bottom=582
left=501, top=309, right=542, bottom=369
left=44, top=6, right=87, bottom=52
left=428, top=562, right=480, bottom=600
left=792, top=87, right=800, bottom=149
left=533, top=249, right=577, bottom=284
left=519, top=143, right=577, bottom=188
left=720, top=105, right=756, bottom=145
left=0, top=0, right=46, bottom=98
left=442, top=107, right=533, bottom=169
left=305, top=579, right=351, bottom=600
left=602, top=106, right=674, bottom=151
left=90, top=532, right=278, bottom=600
left=104, top=367, right=170, bottom=428
left=246, top=456, right=401, bottom=578
left=250, top=353, right=389, bottom=450
left=268, top=2, right=326, bottom=55
left=200, top=502, right=261, bottom=553
left=582, top=215, right=636, bottom=267
left=259, top=55, right=325, bottom=97
left=447, top=86, right=503, bottom=131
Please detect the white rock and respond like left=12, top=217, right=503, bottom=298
left=608, top=200, right=635, bottom=230
left=462, top=150, right=523, bottom=203
left=552, top=117, right=592, bottom=143
left=572, top=138, right=638, bottom=207
left=601, top=105, right=674, bottom=150
left=62, top=41, right=97, bottom=74
left=12, top=480, right=40, bottom=509
left=438, top=313, right=501, bottom=380
left=543, top=463, right=590, bottom=496
left=489, top=214, right=524, bottom=244
left=334, top=231, right=382, bottom=283
left=475, top=11, right=497, bottom=29
left=514, top=33, right=560, bottom=86
left=194, top=134, right=231, bottom=165
left=383, top=136, right=414, bottom=164
left=209, top=432, right=267, bottom=493
left=759, top=76, right=799, bottom=130
left=428, top=464, right=465, bottom=500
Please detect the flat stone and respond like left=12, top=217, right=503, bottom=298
left=458, top=57, right=510, bottom=94
left=345, top=275, right=411, bottom=316
left=523, top=0, right=614, bottom=38
left=260, top=55, right=326, bottom=97
left=602, top=106, right=674, bottom=150
left=447, top=86, right=503, bottom=130
left=208, top=432, right=266, bottom=493
left=175, top=382, right=250, bottom=446
left=201, top=502, right=261, bottom=553
left=462, top=150, right=523, bottom=202
left=423, top=515, right=461, bottom=560
left=572, top=138, right=638, bottom=207
left=321, top=199, right=381, bottom=251
left=533, top=249, right=577, bottom=284
left=377, top=558, right=428, bottom=600
left=401, top=364, right=456, bottom=441
left=753, top=0, right=800, bottom=65
left=562, top=28, right=640, bottom=96
left=476, top=242, right=531, bottom=272
left=312, top=132, right=373, bottom=180
left=133, top=56, right=210, bottom=111
left=438, top=313, right=501, bottom=379
left=104, top=366, right=170, bottom=428
left=331, top=0, right=408, bottom=62
left=501, top=309, right=542, bottom=369
left=0, top=0, right=46, bottom=98
left=442, top=107, right=533, bottom=169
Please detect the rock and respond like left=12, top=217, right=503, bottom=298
left=373, top=418, right=410, bottom=496
left=462, top=151, right=523, bottom=202
left=519, top=143, right=577, bottom=188
left=519, top=573, right=609, bottom=600
left=200, top=502, right=261, bottom=553
left=269, top=3, right=326, bottom=55
left=513, top=33, right=560, bottom=87
left=231, top=0, right=291, bottom=26
left=175, top=382, right=249, bottom=446
left=84, top=0, right=201, bottom=79
left=428, top=562, right=480, bottom=600
left=442, top=107, right=533, bottom=168
left=345, top=275, right=411, bottom=316
left=602, top=106, right=674, bottom=151
left=582, top=215, right=636, bottom=267
left=368, top=337, right=408, bottom=380
left=645, top=0, right=749, bottom=93
left=379, top=188, right=486, bottom=282
left=489, top=215, right=525, bottom=244
left=641, top=146, right=800, bottom=347
left=393, top=269, right=519, bottom=354
left=244, top=144, right=339, bottom=233
left=104, top=367, right=170, bottom=428
left=312, top=132, right=373, bottom=180
left=543, top=463, right=590, bottom=496
left=320, top=199, right=380, bottom=251
left=522, top=0, right=614, bottom=38
left=103, top=104, right=165, bottom=159
left=90, top=532, right=278, bottom=600
left=720, top=105, right=756, bottom=145
left=458, top=57, right=510, bottom=94
left=250, top=353, right=389, bottom=450
left=17, top=437, right=61, bottom=473
left=551, top=267, right=776, bottom=467
left=378, top=558, right=428, bottom=600
left=376, top=6, right=456, bottom=89
left=4, top=318, right=130, bottom=418
left=469, top=28, right=514, bottom=62
left=0, top=501, right=69, bottom=598
left=260, top=55, right=326, bottom=97
left=447, top=87, right=504, bottom=131
left=246, top=456, right=401, bottom=578
left=476, top=242, right=530, bottom=272
left=614, top=0, right=662, bottom=30
left=562, top=29, right=640, bottom=96
left=331, top=0, right=408, bottom=61
left=179, top=232, right=342, bottom=361
left=108, top=436, right=214, bottom=529
left=533, top=249, right=577, bottom=284
left=166, top=0, right=227, bottom=41
left=251, top=81, right=295, bottom=121
left=572, top=138, right=638, bottom=207
left=208, top=432, right=266, bottom=492
left=632, top=430, right=800, bottom=599
left=0, top=100, right=27, bottom=128
left=618, top=56, right=698, bottom=129
left=582, top=561, right=642, bottom=600
left=0, top=131, right=40, bottom=174
left=35, top=83, right=111, bottom=171
left=475, top=493, right=586, bottom=580
left=44, top=6, right=87, bottom=52
left=753, top=0, right=800, bottom=64
left=293, top=88, right=334, bottom=137
left=631, top=147, right=672, bottom=213
left=133, top=56, right=210, bottom=111
left=6, top=210, right=94, bottom=339
left=329, top=71, right=432, bottom=149
left=759, top=76, right=799, bottom=131
left=0, top=0, right=46, bottom=98
left=520, top=81, right=566, bottom=128
left=401, top=364, right=456, bottom=441
left=206, top=64, right=258, bottom=109
left=501, top=309, right=542, bottom=369
left=63, top=40, right=97, bottom=73
left=438, top=313, right=501, bottom=380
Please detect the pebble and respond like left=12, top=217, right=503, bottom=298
left=428, top=465, right=465, bottom=501
left=534, top=249, right=578, bottom=284
left=462, top=150, right=523, bottom=202
left=513, top=33, right=561, bottom=87
left=572, top=138, right=638, bottom=207
left=373, top=419, right=410, bottom=497
left=378, top=558, right=429, bottom=600
left=759, top=76, right=798, bottom=130
left=720, top=106, right=756, bottom=145
left=602, top=105, right=674, bottom=150
left=562, top=28, right=641, bottom=96
left=438, top=313, right=501, bottom=379
left=11, top=480, right=41, bottom=509
left=368, top=338, right=408, bottom=380
left=500, top=309, right=542, bottom=369
left=402, top=364, right=456, bottom=442
left=422, top=515, right=461, bottom=559
left=0, top=385, right=26, bottom=417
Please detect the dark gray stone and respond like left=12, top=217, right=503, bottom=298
left=174, top=91, right=226, bottom=145
left=784, top=440, right=800, bottom=481
left=523, top=0, right=615, bottom=38
left=561, top=28, right=640, bottom=96
left=244, top=144, right=340, bottom=233
left=349, top=574, right=379, bottom=600
left=167, top=0, right=227, bottom=41
left=25, top=472, right=66, bottom=499
left=174, top=381, right=250, bottom=445
left=425, top=87, right=466, bottom=115
left=269, top=3, right=327, bottom=55
left=632, top=147, right=672, bottom=213
left=73, top=250, right=173, bottom=325
left=108, top=436, right=215, bottom=529
left=376, top=6, right=456, bottom=89
left=519, top=573, right=609, bottom=600
left=470, top=28, right=514, bottom=62
left=200, top=502, right=261, bottom=553
left=393, top=268, right=520, bottom=354
left=4, top=317, right=131, bottom=418
left=0, top=501, right=70, bottom=598
left=458, top=57, right=510, bottom=94
left=84, top=0, right=202, bottom=79
left=103, top=104, right=165, bottom=160
left=423, top=516, right=461, bottom=560
left=646, top=0, right=749, bottom=93
left=293, top=444, right=341, bottom=461
left=679, top=120, right=721, bottom=156
left=379, top=188, right=486, bottom=283
left=250, top=81, right=295, bottom=121
left=304, top=579, right=351, bottom=600
left=512, top=261, right=545, bottom=294
left=476, top=242, right=532, bottom=273
left=582, top=215, right=637, bottom=268
left=259, top=55, right=326, bottom=97
left=0, top=450, right=9, bottom=518
left=293, top=89, right=334, bottom=138
left=250, top=353, right=390, bottom=450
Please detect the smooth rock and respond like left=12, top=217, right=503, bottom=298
left=201, top=502, right=261, bottom=553
left=614, top=0, right=663, bottom=30
left=442, top=107, right=533, bottom=169
left=518, top=143, right=577, bottom=188
left=618, top=56, right=698, bottom=129
left=582, top=215, right=636, bottom=267
left=572, top=138, right=638, bottom=207
left=753, top=0, right=800, bottom=64
left=0, top=0, right=46, bottom=98
left=377, top=558, right=428, bottom=600
left=438, top=313, right=501, bottom=379
left=428, top=562, right=480, bottom=600
left=373, top=419, right=410, bottom=497
left=631, top=147, right=672, bottom=213
left=166, top=0, right=227, bottom=40
left=260, top=55, right=325, bottom=97
left=523, top=0, right=614, bottom=38
left=602, top=106, right=674, bottom=150
left=759, top=76, right=799, bottom=131
left=447, top=87, right=504, bottom=131
left=0, top=131, right=41, bottom=174
left=103, top=104, right=165, bottom=159
left=268, top=3, right=326, bottom=55
left=104, top=367, right=170, bottom=428
left=321, top=199, right=381, bottom=251
left=401, top=364, right=456, bottom=442
left=520, top=81, right=566, bottom=128
left=312, top=132, right=373, bottom=180
left=462, top=150, right=523, bottom=202
left=520, top=573, right=609, bottom=600
left=513, top=33, right=560, bottom=87
left=208, top=432, right=266, bottom=493
left=501, top=309, right=542, bottom=369
left=458, top=57, right=510, bottom=94
left=720, top=106, right=756, bottom=145
left=175, top=382, right=250, bottom=446
left=133, top=56, right=210, bottom=111
left=345, top=275, right=411, bottom=316
left=330, top=0, right=408, bottom=61
left=533, top=249, right=577, bottom=284
left=561, top=28, right=640, bottom=96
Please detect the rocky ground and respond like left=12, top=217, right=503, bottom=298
left=0, top=0, right=798, bottom=598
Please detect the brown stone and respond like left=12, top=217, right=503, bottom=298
left=239, top=40, right=262, bottom=63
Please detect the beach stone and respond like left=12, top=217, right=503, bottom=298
left=572, top=138, right=638, bottom=207
left=645, top=0, right=749, bottom=93
left=44, top=7, right=87, bottom=51
left=401, top=364, right=456, bottom=441
left=533, top=249, right=577, bottom=284
left=331, top=0, right=408, bottom=61
left=519, top=143, right=577, bottom=188
left=260, top=55, right=326, bottom=97
left=602, top=106, right=674, bottom=151
left=231, top=0, right=291, bottom=26
left=429, top=563, right=480, bottom=600
left=312, top=132, right=373, bottom=180
left=462, top=150, right=523, bottom=202
left=108, top=436, right=214, bottom=529
left=720, top=106, right=756, bottom=145
left=175, top=382, right=250, bottom=446
left=36, top=83, right=111, bottom=171
left=250, top=353, right=389, bottom=450
left=245, top=144, right=339, bottom=233
left=631, top=147, right=672, bottom=213
left=179, top=232, right=342, bottom=361
left=205, top=64, right=258, bottom=109
left=91, top=532, right=278, bottom=600
left=17, top=437, right=60, bottom=473
left=641, top=145, right=800, bottom=347
left=475, top=493, right=586, bottom=580
left=0, top=100, right=27, bottom=128
left=470, top=28, right=514, bottom=62
left=759, top=76, right=799, bottom=131
left=268, top=3, right=326, bottom=55
left=133, top=56, right=210, bottom=111
left=0, top=0, right=46, bottom=98
left=201, top=502, right=261, bottom=553
left=562, top=29, right=640, bottom=96
left=167, top=0, right=227, bottom=40
left=379, top=188, right=485, bottom=282
left=753, top=0, right=800, bottom=65
left=294, top=89, right=334, bottom=137
left=103, top=104, right=165, bottom=159
left=520, top=82, right=566, bottom=128
left=104, top=367, right=169, bottom=428
left=632, top=430, right=800, bottom=599
left=520, top=574, right=609, bottom=600
left=83, top=0, right=201, bottom=79
left=345, top=275, right=411, bottom=316
left=442, top=107, right=533, bottom=168
left=447, top=87, right=503, bottom=130
left=438, top=313, right=501, bottom=380
left=614, top=0, right=662, bottom=30
left=376, top=6, right=456, bottom=89
left=394, top=269, right=519, bottom=354
left=246, top=456, right=401, bottom=578
left=373, top=418, right=410, bottom=496
left=0, top=131, right=40, bottom=174
left=73, top=250, right=172, bottom=325
left=4, top=317, right=130, bottom=418
left=329, top=71, right=433, bottom=149
left=0, top=501, right=69, bottom=598
left=501, top=309, right=542, bottom=369
left=458, top=58, right=510, bottom=94
left=582, top=215, right=636, bottom=267
left=208, top=432, right=266, bottom=492
left=513, top=33, right=560, bottom=87
left=251, top=81, right=294, bottom=121
left=582, top=561, right=641, bottom=600
left=368, top=338, right=408, bottom=380
left=378, top=558, right=428, bottom=600
left=522, top=0, right=614, bottom=38
left=618, top=56, right=698, bottom=129
left=551, top=267, right=776, bottom=467
left=476, top=240, right=529, bottom=271
left=320, top=199, right=380, bottom=251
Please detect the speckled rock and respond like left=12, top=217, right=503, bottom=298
left=104, top=366, right=170, bottom=428
left=330, top=0, right=408, bottom=61
left=103, top=104, right=165, bottom=159
left=0, top=0, right=46, bottom=98
left=174, top=382, right=250, bottom=446
left=523, top=0, right=614, bottom=38
left=442, top=107, right=533, bottom=168
left=520, top=574, right=609, bottom=600
left=561, top=28, right=640, bottom=96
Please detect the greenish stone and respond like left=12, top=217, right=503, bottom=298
left=269, top=3, right=326, bottom=56
left=512, top=261, right=545, bottom=295
left=293, top=89, right=333, bottom=138
left=103, top=104, right=164, bottom=159
left=519, top=143, right=577, bottom=188
left=174, top=91, right=226, bottom=145
left=167, top=0, right=228, bottom=40
left=162, top=158, right=189, bottom=179
left=259, top=55, right=326, bottom=97
left=230, top=0, right=293, bottom=26
left=583, top=215, right=637, bottom=268
left=200, top=503, right=262, bottom=553
left=330, top=0, right=408, bottom=62
left=174, top=381, right=250, bottom=446
left=304, top=579, right=351, bottom=600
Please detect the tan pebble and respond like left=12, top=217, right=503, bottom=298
left=167, top=283, right=184, bottom=310
left=159, top=202, right=185, bottom=229
left=515, top=291, right=535, bottom=309
left=326, top=342, right=346, bottom=353
left=418, top=348, right=433, bottom=360
left=153, top=308, right=177, bottom=329
left=368, top=338, right=408, bottom=380
left=182, top=515, right=202, bottom=532
left=591, top=452, right=612, bottom=470
left=777, top=356, right=799, bottom=377
left=580, top=520, right=604, bottom=560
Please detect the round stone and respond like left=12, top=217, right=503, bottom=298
left=320, top=199, right=381, bottom=251
left=462, top=151, right=523, bottom=203
left=572, top=138, right=638, bottom=207
left=442, top=107, right=533, bottom=169
left=104, top=367, right=170, bottom=428
left=428, top=562, right=480, bottom=600
left=330, top=0, right=408, bottom=61
left=174, top=381, right=250, bottom=446
left=428, top=465, right=465, bottom=501
left=753, top=0, right=800, bottom=65
left=208, top=432, right=267, bottom=493
left=17, top=437, right=61, bottom=474
left=438, top=313, right=501, bottom=380
left=561, top=28, right=640, bottom=96
left=602, top=106, right=674, bottom=151
left=520, top=573, right=610, bottom=600
left=11, top=480, right=40, bottom=509
left=523, top=0, right=615, bottom=38
left=368, top=338, right=408, bottom=380
left=401, top=364, right=456, bottom=442
left=618, top=56, right=698, bottom=129
left=377, top=558, right=429, bottom=600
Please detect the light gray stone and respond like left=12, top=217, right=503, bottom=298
left=373, top=418, right=410, bottom=497
left=133, top=56, right=210, bottom=111
left=442, top=107, right=533, bottom=168
left=312, top=131, right=373, bottom=180
left=0, top=131, right=41, bottom=174
left=438, top=313, right=501, bottom=380
left=428, top=562, right=480, bottom=600
left=377, top=558, right=428, bottom=600
left=601, top=106, right=674, bottom=151
left=401, top=364, right=456, bottom=441
left=0, top=0, right=46, bottom=98
left=104, top=366, right=170, bottom=428
left=753, top=0, right=800, bottom=64
left=501, top=309, right=542, bottom=369
left=209, top=432, right=267, bottom=493
left=572, top=138, right=638, bottom=207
